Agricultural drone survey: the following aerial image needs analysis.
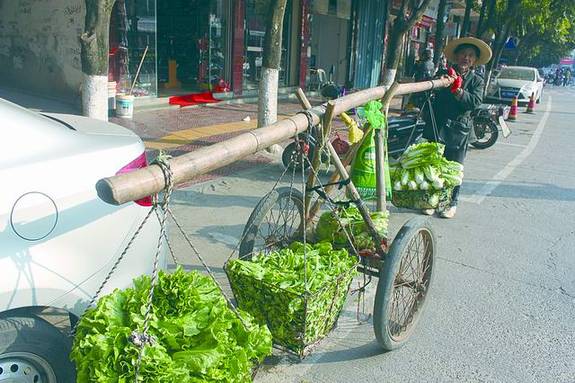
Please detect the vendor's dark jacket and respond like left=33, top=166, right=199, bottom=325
left=424, top=68, right=484, bottom=141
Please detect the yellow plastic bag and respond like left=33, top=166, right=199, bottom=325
left=340, top=112, right=363, bottom=144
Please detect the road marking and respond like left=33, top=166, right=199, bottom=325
left=496, top=142, right=528, bottom=148
left=466, top=96, right=552, bottom=205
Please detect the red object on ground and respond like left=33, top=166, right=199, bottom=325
left=168, top=92, right=221, bottom=107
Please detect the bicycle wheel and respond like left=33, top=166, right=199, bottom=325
left=238, top=187, right=305, bottom=259
left=373, top=216, right=436, bottom=351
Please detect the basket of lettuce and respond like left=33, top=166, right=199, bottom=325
left=315, top=205, right=388, bottom=251
left=391, top=142, right=464, bottom=210
left=71, top=267, right=272, bottom=382
left=225, top=242, right=357, bottom=356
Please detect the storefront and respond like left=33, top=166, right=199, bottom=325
left=108, top=0, right=301, bottom=99
left=309, top=0, right=352, bottom=86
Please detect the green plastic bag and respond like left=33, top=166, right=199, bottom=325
left=350, top=101, right=392, bottom=200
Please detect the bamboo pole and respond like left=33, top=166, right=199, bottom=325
left=375, top=82, right=400, bottom=211
left=96, top=112, right=319, bottom=205
left=296, top=88, right=385, bottom=252
left=325, top=141, right=386, bottom=254
left=304, top=101, right=336, bottom=218
left=296, top=88, right=368, bottom=224
left=97, top=78, right=452, bottom=206
left=330, top=77, right=452, bottom=116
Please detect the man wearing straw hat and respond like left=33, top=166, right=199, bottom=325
left=422, top=37, right=492, bottom=218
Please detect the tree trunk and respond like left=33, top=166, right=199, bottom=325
left=478, top=0, right=496, bottom=39
left=81, top=0, right=116, bottom=121
left=258, top=0, right=288, bottom=132
left=475, top=0, right=488, bottom=36
left=381, top=0, right=434, bottom=86
left=433, top=0, right=448, bottom=68
left=484, top=24, right=510, bottom=93
left=382, top=24, right=403, bottom=86
left=460, top=0, right=473, bottom=37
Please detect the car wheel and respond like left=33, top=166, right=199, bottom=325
left=0, top=316, right=76, bottom=382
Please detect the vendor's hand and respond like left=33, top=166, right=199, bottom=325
left=450, top=75, right=463, bottom=94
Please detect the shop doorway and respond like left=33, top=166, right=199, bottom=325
left=109, top=0, right=158, bottom=97
left=156, top=0, right=231, bottom=96
left=310, top=12, right=350, bottom=87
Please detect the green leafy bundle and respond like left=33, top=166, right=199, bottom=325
left=315, top=206, right=388, bottom=250
left=226, top=242, right=357, bottom=354
left=392, top=142, right=464, bottom=193
left=71, top=268, right=272, bottom=382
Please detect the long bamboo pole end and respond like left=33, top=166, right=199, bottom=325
left=96, top=178, right=120, bottom=206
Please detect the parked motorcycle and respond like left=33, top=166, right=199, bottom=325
left=470, top=103, right=511, bottom=149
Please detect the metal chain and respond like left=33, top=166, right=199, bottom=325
left=224, top=136, right=306, bottom=262
left=133, top=157, right=174, bottom=382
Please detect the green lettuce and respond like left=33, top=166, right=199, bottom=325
left=71, top=267, right=272, bottom=382
left=226, top=242, right=357, bottom=354
left=316, top=206, right=388, bottom=251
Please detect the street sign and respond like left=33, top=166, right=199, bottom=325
left=505, top=37, right=519, bottom=49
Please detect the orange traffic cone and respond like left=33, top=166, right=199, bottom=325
left=509, top=96, right=518, bottom=121
left=526, top=93, right=535, bottom=113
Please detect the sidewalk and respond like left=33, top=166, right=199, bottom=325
left=111, top=97, right=321, bottom=184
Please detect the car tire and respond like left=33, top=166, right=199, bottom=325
left=0, top=315, right=76, bottom=382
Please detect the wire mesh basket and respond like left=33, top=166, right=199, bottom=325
left=225, top=248, right=357, bottom=356
left=391, top=188, right=453, bottom=210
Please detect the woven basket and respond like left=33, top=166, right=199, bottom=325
left=225, top=260, right=356, bottom=356
left=391, top=188, right=453, bottom=210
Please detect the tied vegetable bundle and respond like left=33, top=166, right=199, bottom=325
left=315, top=206, right=388, bottom=251
left=225, top=242, right=357, bottom=354
left=391, top=142, right=464, bottom=208
left=71, top=268, right=272, bottom=383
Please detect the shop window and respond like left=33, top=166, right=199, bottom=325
left=109, top=0, right=158, bottom=97
left=243, top=0, right=292, bottom=90
left=156, top=0, right=231, bottom=94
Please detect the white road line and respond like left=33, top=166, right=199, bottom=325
left=496, top=142, right=528, bottom=148
left=465, top=96, right=552, bottom=205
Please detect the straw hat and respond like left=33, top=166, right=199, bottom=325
left=444, top=37, right=492, bottom=66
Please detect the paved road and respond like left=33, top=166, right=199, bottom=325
left=169, top=86, right=575, bottom=383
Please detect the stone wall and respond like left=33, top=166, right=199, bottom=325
left=0, top=0, right=84, bottom=103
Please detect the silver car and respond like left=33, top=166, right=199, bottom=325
left=0, top=98, right=166, bottom=382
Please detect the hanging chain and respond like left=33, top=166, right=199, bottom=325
left=132, top=157, right=174, bottom=382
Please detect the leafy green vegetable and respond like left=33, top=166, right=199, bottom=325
left=71, top=268, right=272, bottom=382
left=391, top=142, right=464, bottom=194
left=226, top=242, right=357, bottom=354
left=315, top=206, right=388, bottom=251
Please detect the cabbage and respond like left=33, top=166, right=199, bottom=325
left=414, top=168, right=425, bottom=184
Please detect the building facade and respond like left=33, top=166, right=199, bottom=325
left=1, top=0, right=399, bottom=105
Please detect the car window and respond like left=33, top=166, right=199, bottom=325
left=498, top=68, right=536, bottom=81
